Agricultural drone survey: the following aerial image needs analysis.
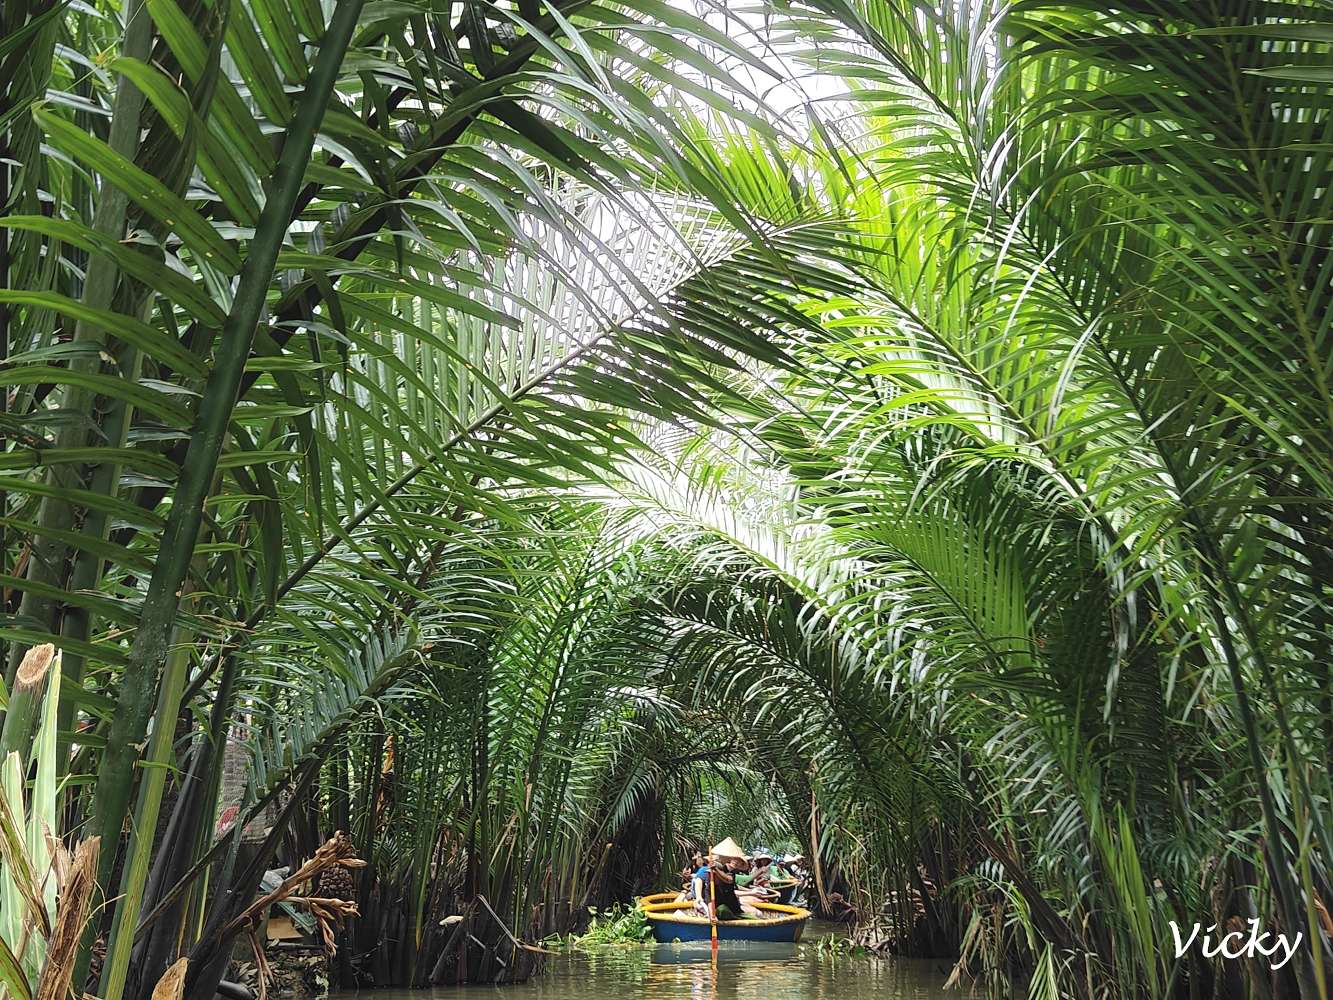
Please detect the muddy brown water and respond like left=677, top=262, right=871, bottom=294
left=333, top=923, right=964, bottom=1000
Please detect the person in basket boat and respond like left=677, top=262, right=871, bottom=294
left=687, top=854, right=710, bottom=912
left=752, top=849, right=783, bottom=884
left=709, top=860, right=747, bottom=919
left=703, top=837, right=752, bottom=920
left=734, top=849, right=781, bottom=902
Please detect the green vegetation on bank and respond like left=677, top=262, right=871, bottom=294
left=0, top=1, right=1330, bottom=999
left=573, top=906, right=655, bottom=948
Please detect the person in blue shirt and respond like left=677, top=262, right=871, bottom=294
left=688, top=855, right=711, bottom=914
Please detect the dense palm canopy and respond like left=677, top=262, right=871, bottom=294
left=0, top=0, right=1330, bottom=998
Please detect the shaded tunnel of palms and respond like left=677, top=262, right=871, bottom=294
left=0, top=1, right=1330, bottom=999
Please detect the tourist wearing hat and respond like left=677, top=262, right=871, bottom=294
left=752, top=848, right=783, bottom=885
left=707, top=838, right=749, bottom=919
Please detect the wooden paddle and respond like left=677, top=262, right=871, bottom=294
left=708, top=860, right=718, bottom=952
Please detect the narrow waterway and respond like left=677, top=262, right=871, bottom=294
left=337, top=926, right=962, bottom=1000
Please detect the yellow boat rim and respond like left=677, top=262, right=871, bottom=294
left=636, top=892, right=812, bottom=927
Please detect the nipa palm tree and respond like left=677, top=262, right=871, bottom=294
left=0, top=0, right=1330, bottom=998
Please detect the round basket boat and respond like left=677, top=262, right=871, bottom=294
left=767, top=879, right=803, bottom=906
left=637, top=892, right=811, bottom=943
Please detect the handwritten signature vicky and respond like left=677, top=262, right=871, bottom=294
left=1170, top=920, right=1303, bottom=970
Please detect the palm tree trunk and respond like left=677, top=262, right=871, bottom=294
left=84, top=0, right=367, bottom=911
left=1, top=139, right=9, bottom=677
left=3, top=0, right=153, bottom=686
left=98, top=622, right=192, bottom=1000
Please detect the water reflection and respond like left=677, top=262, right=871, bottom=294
left=335, top=927, right=961, bottom=1000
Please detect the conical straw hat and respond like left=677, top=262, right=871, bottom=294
left=710, top=837, right=749, bottom=860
